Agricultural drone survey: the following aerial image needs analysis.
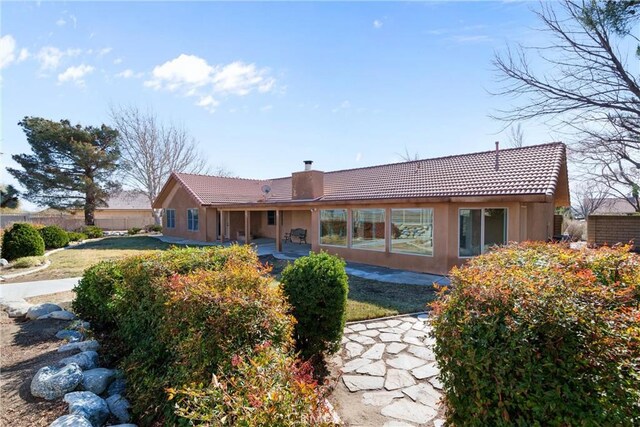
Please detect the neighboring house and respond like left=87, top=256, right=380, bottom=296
left=92, top=190, right=155, bottom=230
left=591, top=198, right=638, bottom=215
left=153, top=142, right=570, bottom=275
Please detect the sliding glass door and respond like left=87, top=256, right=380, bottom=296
left=459, top=208, right=507, bottom=257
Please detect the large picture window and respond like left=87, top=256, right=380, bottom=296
left=320, top=209, right=347, bottom=246
left=166, top=209, right=176, bottom=229
left=187, top=208, right=199, bottom=231
left=352, top=209, right=385, bottom=251
left=391, top=208, right=433, bottom=256
left=459, top=208, right=507, bottom=257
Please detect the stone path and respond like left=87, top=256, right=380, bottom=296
left=332, top=314, right=444, bottom=427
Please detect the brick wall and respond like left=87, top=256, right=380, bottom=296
left=553, top=214, right=563, bottom=237
left=587, top=215, right=640, bottom=250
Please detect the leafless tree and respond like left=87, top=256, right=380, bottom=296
left=110, top=105, right=232, bottom=223
left=492, top=0, right=640, bottom=211
left=507, top=123, right=525, bottom=148
left=571, top=181, right=609, bottom=219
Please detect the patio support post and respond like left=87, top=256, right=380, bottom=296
left=244, top=210, right=251, bottom=244
left=219, top=211, right=226, bottom=241
left=276, top=209, right=282, bottom=252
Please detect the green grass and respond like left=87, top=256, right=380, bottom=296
left=4, top=236, right=175, bottom=283
left=261, top=255, right=437, bottom=322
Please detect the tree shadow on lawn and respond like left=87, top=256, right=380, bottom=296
left=72, top=236, right=174, bottom=251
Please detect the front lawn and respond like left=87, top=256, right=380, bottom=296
left=3, top=236, right=174, bottom=283
left=261, top=255, right=438, bottom=322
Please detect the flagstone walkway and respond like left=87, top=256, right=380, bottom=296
left=331, top=314, right=445, bottom=427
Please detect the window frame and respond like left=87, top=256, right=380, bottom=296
left=187, top=208, right=199, bottom=232
left=458, top=207, right=508, bottom=258
left=267, top=210, right=276, bottom=226
left=318, top=209, right=348, bottom=247
left=390, top=208, right=434, bottom=257
left=165, top=209, right=176, bottom=229
left=351, top=208, right=386, bottom=252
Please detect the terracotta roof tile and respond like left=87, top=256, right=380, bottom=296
left=170, top=142, right=566, bottom=206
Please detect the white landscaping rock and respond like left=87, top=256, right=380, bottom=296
left=379, top=333, right=402, bottom=343
left=411, top=362, right=439, bottom=380
left=384, top=369, right=416, bottom=390
left=345, top=341, right=364, bottom=358
left=106, top=394, right=131, bottom=423
left=385, top=319, right=403, bottom=327
left=349, top=323, right=366, bottom=332
left=348, top=334, right=376, bottom=345
left=64, top=391, right=110, bottom=427
left=387, top=354, right=426, bottom=370
left=0, top=298, right=33, bottom=318
left=360, top=329, right=380, bottom=338
left=58, top=340, right=100, bottom=353
left=386, top=343, right=407, bottom=355
left=80, top=368, right=116, bottom=395
left=366, top=321, right=387, bottom=329
left=362, top=390, right=403, bottom=407
left=342, top=358, right=372, bottom=373
left=407, top=345, right=435, bottom=361
left=356, top=360, right=386, bottom=376
left=342, top=375, right=385, bottom=392
left=381, top=399, right=437, bottom=424
left=59, top=351, right=99, bottom=371
left=49, top=414, right=93, bottom=427
left=402, top=383, right=441, bottom=407
left=31, top=363, right=83, bottom=400
left=361, top=343, right=385, bottom=360
left=39, top=310, right=77, bottom=321
left=0, top=258, right=8, bottom=266
left=26, top=303, right=61, bottom=320
left=429, top=376, right=443, bottom=390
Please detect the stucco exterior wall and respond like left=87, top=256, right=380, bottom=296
left=161, top=184, right=207, bottom=242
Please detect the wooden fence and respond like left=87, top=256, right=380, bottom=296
left=1, top=214, right=155, bottom=231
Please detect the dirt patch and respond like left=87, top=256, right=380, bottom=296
left=0, top=312, right=73, bottom=426
left=25, top=292, right=76, bottom=308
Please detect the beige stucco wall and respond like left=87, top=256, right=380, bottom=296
left=160, top=184, right=208, bottom=242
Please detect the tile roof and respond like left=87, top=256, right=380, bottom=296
left=169, top=142, right=566, bottom=206
left=102, top=190, right=151, bottom=210
left=592, top=198, right=637, bottom=215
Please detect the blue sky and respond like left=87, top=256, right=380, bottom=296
left=1, top=1, right=560, bottom=210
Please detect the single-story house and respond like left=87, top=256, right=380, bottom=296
left=153, top=142, right=570, bottom=275
left=592, top=197, right=638, bottom=215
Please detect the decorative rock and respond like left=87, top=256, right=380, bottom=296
left=387, top=354, right=426, bottom=370
left=81, top=368, right=116, bottom=395
left=407, top=345, right=435, bottom=361
left=31, top=363, right=83, bottom=400
left=349, top=323, right=366, bottom=332
left=429, top=376, right=443, bottom=390
left=402, top=336, right=424, bottom=346
left=49, top=414, right=93, bottom=427
left=345, top=341, right=364, bottom=358
left=402, top=383, right=441, bottom=407
left=411, top=322, right=425, bottom=331
left=416, top=313, right=429, bottom=322
left=107, top=378, right=126, bottom=396
left=360, top=329, right=380, bottom=337
left=26, top=303, right=61, bottom=320
left=386, top=343, right=407, bottom=355
left=58, top=340, right=100, bottom=353
left=366, top=321, right=387, bottom=329
left=343, top=327, right=354, bottom=334
left=39, top=310, right=77, bottom=321
left=342, top=375, right=385, bottom=392
left=0, top=258, right=8, bottom=266
left=106, top=394, right=131, bottom=423
left=68, top=320, right=91, bottom=331
left=379, top=333, right=402, bottom=343
left=64, top=391, right=110, bottom=427
left=384, top=369, right=416, bottom=390
left=411, top=362, right=439, bottom=380
left=0, top=298, right=33, bottom=318
left=404, top=330, right=428, bottom=339
left=398, top=322, right=413, bottom=331
left=361, top=343, right=385, bottom=360
left=356, top=360, right=386, bottom=376
left=381, top=399, right=437, bottom=424
left=385, top=319, right=402, bottom=327
left=423, top=336, right=436, bottom=347
left=434, top=419, right=445, bottom=427
left=59, top=351, right=99, bottom=371
left=362, top=390, right=403, bottom=407
left=341, top=336, right=350, bottom=344
left=380, top=327, right=405, bottom=334
left=342, top=357, right=372, bottom=373
left=348, top=334, right=376, bottom=345
left=55, top=330, right=84, bottom=342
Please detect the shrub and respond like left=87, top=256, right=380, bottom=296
left=1, top=223, right=45, bottom=261
left=280, top=251, right=349, bottom=360
left=10, top=256, right=46, bottom=269
left=39, top=225, right=70, bottom=249
left=563, top=218, right=586, bottom=241
left=145, top=224, right=162, bottom=233
left=67, top=231, right=87, bottom=242
left=127, top=227, right=142, bottom=235
left=79, top=225, right=104, bottom=239
left=432, top=242, right=640, bottom=426
left=73, top=245, right=316, bottom=424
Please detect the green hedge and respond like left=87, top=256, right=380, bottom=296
left=39, top=225, right=69, bottom=249
left=67, top=231, right=87, bottom=242
left=73, top=245, right=324, bottom=425
left=1, top=223, right=45, bottom=261
left=432, top=243, right=640, bottom=426
left=79, top=225, right=103, bottom=238
left=281, top=251, right=349, bottom=360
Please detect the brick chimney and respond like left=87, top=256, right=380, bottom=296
left=292, top=161, right=324, bottom=200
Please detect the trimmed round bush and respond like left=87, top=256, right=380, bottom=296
left=280, top=251, right=349, bottom=360
left=67, top=231, right=87, bottom=242
left=39, top=225, right=70, bottom=249
left=1, top=223, right=45, bottom=261
left=432, top=242, right=640, bottom=426
left=79, top=225, right=103, bottom=239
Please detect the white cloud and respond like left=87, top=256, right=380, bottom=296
left=355, top=152, right=363, bottom=162
left=0, top=35, right=16, bottom=69
left=332, top=100, right=351, bottom=113
left=373, top=19, right=383, bottom=29
left=56, top=18, right=66, bottom=26
left=57, top=64, right=94, bottom=86
left=17, top=48, right=30, bottom=62
left=36, top=46, right=81, bottom=70
left=260, top=104, right=273, bottom=112
left=98, top=47, right=112, bottom=56
left=115, top=69, right=143, bottom=79
left=113, top=58, right=123, bottom=64
left=145, top=54, right=276, bottom=112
